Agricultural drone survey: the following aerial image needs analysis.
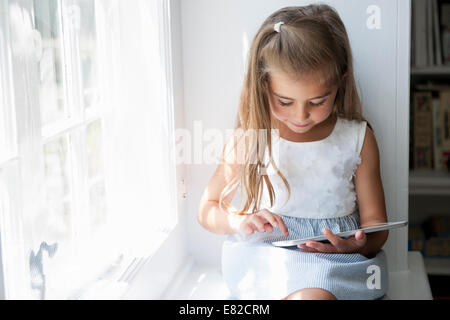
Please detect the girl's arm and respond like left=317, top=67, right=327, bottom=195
left=198, top=131, right=290, bottom=236
left=197, top=133, right=242, bottom=235
left=291, top=125, right=389, bottom=257
left=353, top=126, right=389, bottom=257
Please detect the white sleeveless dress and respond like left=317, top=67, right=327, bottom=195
left=221, top=117, right=389, bottom=300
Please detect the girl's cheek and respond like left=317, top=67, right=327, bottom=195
left=310, top=102, right=333, bottom=119
left=321, top=104, right=335, bottom=118
left=271, top=105, right=289, bottom=120
left=268, top=97, right=286, bottom=117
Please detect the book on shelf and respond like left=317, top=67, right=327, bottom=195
left=413, top=91, right=433, bottom=169
left=440, top=91, right=450, bottom=168
left=441, top=0, right=450, bottom=65
left=425, top=238, right=450, bottom=257
left=442, top=29, right=450, bottom=65
left=409, top=216, right=450, bottom=258
left=432, top=97, right=444, bottom=170
left=411, top=87, right=450, bottom=171
left=423, top=215, right=450, bottom=257
left=422, top=215, right=450, bottom=238
left=413, top=0, right=429, bottom=67
left=411, top=0, right=450, bottom=67
left=428, top=0, right=435, bottom=66
left=434, top=0, right=444, bottom=66
left=408, top=224, right=426, bottom=254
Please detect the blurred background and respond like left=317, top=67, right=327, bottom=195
left=409, top=0, right=450, bottom=301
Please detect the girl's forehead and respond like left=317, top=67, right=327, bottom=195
left=268, top=70, right=333, bottom=96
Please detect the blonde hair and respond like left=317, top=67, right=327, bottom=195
left=219, top=3, right=372, bottom=216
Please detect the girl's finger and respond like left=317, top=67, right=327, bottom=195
left=352, top=231, right=367, bottom=247
left=259, top=210, right=279, bottom=228
left=264, top=222, right=273, bottom=233
left=259, top=209, right=289, bottom=236
left=321, top=228, right=345, bottom=249
left=305, top=241, right=334, bottom=253
left=241, top=223, right=255, bottom=235
left=251, top=216, right=267, bottom=232
left=298, top=244, right=319, bottom=253
left=273, top=215, right=289, bottom=236
left=355, top=230, right=366, bottom=241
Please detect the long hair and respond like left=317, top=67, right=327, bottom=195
left=219, top=3, right=372, bottom=216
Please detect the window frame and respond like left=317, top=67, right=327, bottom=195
left=0, top=0, right=183, bottom=299
left=0, top=0, right=18, bottom=165
left=118, top=0, right=188, bottom=299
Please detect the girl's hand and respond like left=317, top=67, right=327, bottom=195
left=298, top=228, right=367, bottom=255
left=229, top=209, right=289, bottom=237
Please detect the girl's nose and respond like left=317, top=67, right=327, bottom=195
left=295, top=105, right=310, bottom=122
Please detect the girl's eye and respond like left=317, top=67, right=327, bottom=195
left=277, top=99, right=326, bottom=107
left=277, top=100, right=293, bottom=107
left=310, top=100, right=326, bottom=107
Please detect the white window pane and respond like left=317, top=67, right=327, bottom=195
left=0, top=71, right=5, bottom=158
left=34, top=0, right=67, bottom=125
left=43, top=136, right=73, bottom=241
left=0, top=174, right=7, bottom=299
left=0, top=12, right=17, bottom=163
left=89, top=181, right=106, bottom=228
left=86, top=120, right=106, bottom=228
left=86, top=120, right=103, bottom=178
left=38, top=131, right=118, bottom=299
left=38, top=136, right=79, bottom=299
left=0, top=110, right=6, bottom=160
left=77, top=0, right=99, bottom=110
left=0, top=161, right=36, bottom=299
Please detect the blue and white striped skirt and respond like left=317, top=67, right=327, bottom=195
left=221, top=209, right=388, bottom=300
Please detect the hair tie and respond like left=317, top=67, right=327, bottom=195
left=274, top=21, right=285, bottom=33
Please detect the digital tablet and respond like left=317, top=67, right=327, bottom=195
left=271, top=221, right=408, bottom=247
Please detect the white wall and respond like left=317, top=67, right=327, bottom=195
left=182, top=0, right=410, bottom=272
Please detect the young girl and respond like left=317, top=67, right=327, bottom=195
left=198, top=4, right=389, bottom=300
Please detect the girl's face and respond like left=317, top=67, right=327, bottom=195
left=266, top=70, right=338, bottom=135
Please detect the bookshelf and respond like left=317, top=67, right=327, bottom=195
left=424, top=257, right=450, bottom=275
left=409, top=170, right=450, bottom=195
left=411, top=66, right=450, bottom=75
left=409, top=0, right=450, bottom=281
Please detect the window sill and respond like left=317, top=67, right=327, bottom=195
left=72, top=225, right=176, bottom=299
left=117, top=219, right=187, bottom=300
left=164, top=251, right=433, bottom=300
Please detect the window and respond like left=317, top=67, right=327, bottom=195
left=0, top=4, right=16, bottom=164
left=0, top=0, right=178, bottom=299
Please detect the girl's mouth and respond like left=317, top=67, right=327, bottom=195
left=291, top=122, right=310, bottom=128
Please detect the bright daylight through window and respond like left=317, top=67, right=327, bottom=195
left=0, top=0, right=177, bottom=299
